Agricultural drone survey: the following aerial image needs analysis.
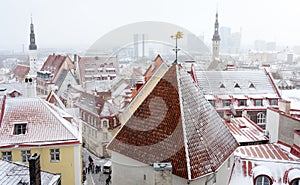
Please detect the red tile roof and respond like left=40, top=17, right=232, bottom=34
left=226, top=117, right=269, bottom=144
left=0, top=97, right=79, bottom=148
left=13, top=65, right=30, bottom=78
left=40, top=54, right=74, bottom=83
left=230, top=144, right=300, bottom=185
left=108, top=64, right=239, bottom=180
left=235, top=144, right=295, bottom=161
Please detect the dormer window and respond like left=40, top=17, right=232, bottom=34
left=13, top=123, right=27, bottom=135
left=291, top=179, right=300, bottom=185
left=249, top=82, right=255, bottom=89
left=234, top=83, right=240, bottom=89
left=220, top=83, right=225, bottom=89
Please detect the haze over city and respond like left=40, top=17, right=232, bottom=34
left=1, top=0, right=300, bottom=51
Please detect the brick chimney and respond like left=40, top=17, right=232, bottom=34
left=154, top=162, right=172, bottom=185
left=29, top=153, right=41, bottom=185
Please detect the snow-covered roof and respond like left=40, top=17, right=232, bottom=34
left=229, top=143, right=300, bottom=185
left=196, top=70, right=279, bottom=96
left=0, top=97, right=80, bottom=148
left=0, top=159, right=60, bottom=185
left=226, top=117, right=269, bottom=144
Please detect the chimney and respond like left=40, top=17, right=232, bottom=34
left=279, top=99, right=291, bottom=114
left=154, top=162, right=172, bottom=185
left=29, top=153, right=41, bottom=185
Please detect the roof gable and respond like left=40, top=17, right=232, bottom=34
left=108, top=64, right=239, bottom=180
left=0, top=97, right=79, bottom=147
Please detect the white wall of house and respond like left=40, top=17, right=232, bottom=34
left=111, top=152, right=234, bottom=185
left=266, top=109, right=280, bottom=143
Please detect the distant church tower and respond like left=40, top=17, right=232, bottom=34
left=28, top=16, right=38, bottom=76
left=212, top=12, right=221, bottom=60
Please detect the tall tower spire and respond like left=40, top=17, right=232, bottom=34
left=29, top=15, right=37, bottom=50
left=28, top=16, right=38, bottom=76
left=212, top=12, right=221, bottom=60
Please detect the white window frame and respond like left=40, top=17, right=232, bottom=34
left=50, top=149, right=60, bottom=162
left=21, top=150, right=31, bottom=163
left=255, top=175, right=270, bottom=185
left=2, top=151, right=12, bottom=161
left=257, top=112, right=266, bottom=124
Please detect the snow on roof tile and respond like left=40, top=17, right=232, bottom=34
left=108, top=64, right=239, bottom=180
left=196, top=70, right=278, bottom=96
left=226, top=117, right=269, bottom=144
left=230, top=144, right=300, bottom=185
left=0, top=159, right=60, bottom=185
left=0, top=97, right=79, bottom=147
left=13, top=65, right=30, bottom=78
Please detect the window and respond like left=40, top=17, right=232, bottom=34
left=239, top=99, right=247, bottom=106
left=255, top=99, right=263, bottom=106
left=103, top=132, right=108, bottom=140
left=270, top=99, right=278, bottom=106
left=21, top=150, right=31, bottom=163
left=257, top=112, right=266, bottom=124
left=208, top=100, right=215, bottom=106
left=113, top=117, right=117, bottom=126
left=292, top=179, right=300, bottom=185
left=2, top=151, right=12, bottom=161
left=223, top=100, right=231, bottom=107
left=14, top=123, right=27, bottom=135
left=255, top=175, right=270, bottom=185
left=227, top=158, right=231, bottom=169
left=50, top=149, right=60, bottom=162
left=102, top=120, right=108, bottom=128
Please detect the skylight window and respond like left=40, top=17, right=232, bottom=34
left=13, top=122, right=27, bottom=135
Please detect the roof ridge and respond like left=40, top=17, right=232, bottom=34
left=176, top=65, right=192, bottom=181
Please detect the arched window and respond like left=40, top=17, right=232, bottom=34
left=291, top=179, right=300, bottom=185
left=257, top=112, right=266, bottom=124
left=255, top=175, right=271, bottom=185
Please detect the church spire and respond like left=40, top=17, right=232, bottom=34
left=212, top=12, right=221, bottom=60
left=212, top=12, right=221, bottom=41
left=29, top=15, right=37, bottom=50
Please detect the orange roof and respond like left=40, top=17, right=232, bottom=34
left=108, top=64, right=239, bottom=180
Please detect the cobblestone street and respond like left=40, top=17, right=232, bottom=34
left=82, top=147, right=111, bottom=185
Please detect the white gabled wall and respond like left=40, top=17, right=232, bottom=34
left=266, top=108, right=280, bottom=143
left=111, top=152, right=234, bottom=185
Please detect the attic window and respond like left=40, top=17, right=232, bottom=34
left=13, top=123, right=27, bottom=135
left=255, top=175, right=271, bottom=185
left=219, top=83, right=225, bottom=89
left=234, top=83, right=240, bottom=88
left=291, top=179, right=300, bottom=185
left=249, top=82, right=255, bottom=89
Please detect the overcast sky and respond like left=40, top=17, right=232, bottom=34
left=1, top=0, right=300, bottom=51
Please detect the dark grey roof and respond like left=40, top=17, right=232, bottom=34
left=0, top=159, right=60, bottom=185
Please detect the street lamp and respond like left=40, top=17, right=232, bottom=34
left=171, top=31, right=183, bottom=65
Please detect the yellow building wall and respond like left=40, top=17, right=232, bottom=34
left=1, top=144, right=82, bottom=185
